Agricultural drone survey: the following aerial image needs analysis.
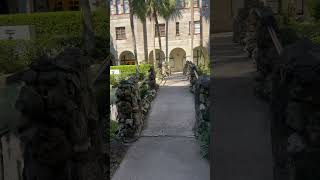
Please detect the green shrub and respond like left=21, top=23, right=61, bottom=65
left=139, top=83, right=149, bottom=99
left=277, top=20, right=320, bottom=45
left=110, top=120, right=118, bottom=139
left=197, top=64, right=210, bottom=76
left=0, top=9, right=109, bottom=40
left=198, top=124, right=210, bottom=160
left=308, top=0, right=320, bottom=21
left=0, top=9, right=109, bottom=74
left=110, top=64, right=151, bottom=85
left=279, top=26, right=301, bottom=45
left=290, top=22, right=320, bottom=45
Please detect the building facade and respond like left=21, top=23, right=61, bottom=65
left=212, top=0, right=309, bottom=33
left=0, top=0, right=103, bottom=14
left=110, top=0, right=210, bottom=72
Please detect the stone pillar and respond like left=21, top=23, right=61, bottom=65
left=194, top=76, right=210, bottom=138
left=15, top=48, right=104, bottom=180
left=116, top=77, right=143, bottom=139
left=1, top=133, right=23, bottom=180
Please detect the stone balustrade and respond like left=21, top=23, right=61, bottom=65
left=237, top=6, right=320, bottom=180
left=115, top=66, right=157, bottom=140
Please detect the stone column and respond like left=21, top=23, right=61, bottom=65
left=116, top=77, right=142, bottom=139
left=15, top=48, right=104, bottom=180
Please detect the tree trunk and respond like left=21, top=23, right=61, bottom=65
left=26, top=0, right=34, bottom=13
left=190, top=0, right=195, bottom=63
left=199, top=0, right=204, bottom=65
left=152, top=18, right=157, bottom=68
left=142, top=20, right=149, bottom=63
left=165, top=18, right=169, bottom=63
left=129, top=0, right=140, bottom=74
left=154, top=12, right=163, bottom=70
left=80, top=0, right=95, bottom=54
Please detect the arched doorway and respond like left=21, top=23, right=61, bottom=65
left=193, top=46, right=209, bottom=66
left=169, top=48, right=186, bottom=72
left=119, top=51, right=135, bottom=65
left=149, top=49, right=165, bottom=67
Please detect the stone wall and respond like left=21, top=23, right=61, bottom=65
left=184, top=61, right=210, bottom=158
left=184, top=61, right=198, bottom=93
left=194, top=76, right=210, bottom=138
left=240, top=7, right=320, bottom=180
left=10, top=48, right=105, bottom=180
left=115, top=67, right=157, bottom=141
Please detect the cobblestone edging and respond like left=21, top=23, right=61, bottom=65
left=7, top=48, right=105, bottom=180
left=184, top=62, right=210, bottom=158
left=115, top=67, right=158, bottom=140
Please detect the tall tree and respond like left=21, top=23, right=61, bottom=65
left=163, top=0, right=178, bottom=63
left=26, top=0, right=34, bottom=13
left=80, top=0, right=95, bottom=54
left=190, top=0, right=195, bottom=63
left=199, top=0, right=204, bottom=65
left=128, top=0, right=140, bottom=74
left=132, top=0, right=175, bottom=71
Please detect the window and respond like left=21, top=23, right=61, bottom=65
left=194, top=0, right=199, bottom=7
left=111, top=0, right=116, bottom=14
left=123, top=0, right=130, bottom=13
left=176, top=22, right=180, bottom=36
left=176, top=0, right=185, bottom=8
left=69, top=0, right=79, bottom=11
left=54, top=0, right=63, bottom=11
left=116, top=27, right=126, bottom=40
left=116, top=0, right=121, bottom=14
left=202, top=0, right=208, bottom=7
left=155, top=24, right=166, bottom=37
left=189, top=21, right=200, bottom=34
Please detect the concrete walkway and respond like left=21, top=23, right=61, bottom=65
left=112, top=73, right=209, bottom=180
left=211, top=33, right=274, bottom=180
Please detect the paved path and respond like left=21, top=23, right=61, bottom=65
left=211, top=33, right=274, bottom=180
left=112, top=73, right=209, bottom=180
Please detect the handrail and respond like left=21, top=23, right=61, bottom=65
left=253, top=8, right=283, bottom=55
left=0, top=128, right=9, bottom=137
left=92, top=55, right=111, bottom=85
left=138, top=76, right=149, bottom=89
left=194, top=69, right=199, bottom=79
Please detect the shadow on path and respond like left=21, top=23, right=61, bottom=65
left=211, top=33, right=274, bottom=180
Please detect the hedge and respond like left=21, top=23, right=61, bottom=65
left=0, top=9, right=109, bottom=74
left=283, top=22, right=320, bottom=45
left=110, top=64, right=151, bottom=85
left=277, top=16, right=320, bottom=45
left=0, top=9, right=109, bottom=40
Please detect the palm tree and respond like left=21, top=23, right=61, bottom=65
left=131, top=0, right=156, bottom=66
left=128, top=0, right=140, bottom=74
left=199, top=0, right=205, bottom=65
left=132, top=0, right=175, bottom=71
left=163, top=0, right=179, bottom=64
left=80, top=0, right=95, bottom=54
left=26, top=0, right=34, bottom=13
left=190, top=0, right=195, bottom=63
